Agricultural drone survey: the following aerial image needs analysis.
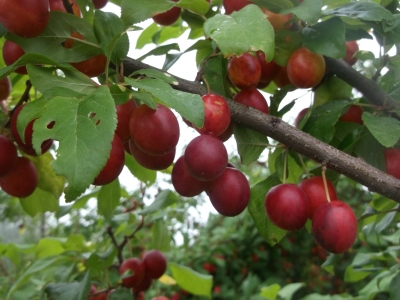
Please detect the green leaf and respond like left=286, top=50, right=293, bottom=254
left=131, top=90, right=157, bottom=109
left=390, top=271, right=400, bottom=299
left=140, top=190, right=179, bottom=215
left=344, top=265, right=372, bottom=283
left=323, top=2, right=394, bottom=22
left=36, top=238, right=65, bottom=259
left=278, top=283, right=305, bottom=300
left=97, top=179, right=121, bottom=220
left=302, top=101, right=349, bottom=143
left=248, top=174, right=286, bottom=246
left=234, top=125, right=268, bottom=164
left=176, top=0, right=210, bottom=16
left=86, top=246, right=117, bottom=273
left=314, top=76, right=353, bottom=107
left=204, top=5, right=275, bottom=58
left=108, top=289, right=133, bottom=300
left=121, top=0, right=175, bottom=26
left=302, top=17, right=346, bottom=59
left=203, top=56, right=231, bottom=97
left=109, top=84, right=132, bottom=106
left=7, top=255, right=72, bottom=299
left=362, top=112, right=400, bottom=147
left=44, top=271, right=91, bottom=300
left=131, top=69, right=179, bottom=85
left=137, top=43, right=180, bottom=62
left=136, top=23, right=159, bottom=49
left=281, top=0, right=322, bottom=25
left=125, top=77, right=204, bottom=127
left=19, top=189, right=59, bottom=218
left=93, top=11, right=129, bottom=66
left=274, top=31, right=302, bottom=67
left=7, top=12, right=102, bottom=63
left=152, top=219, right=171, bottom=252
left=169, top=262, right=213, bottom=298
left=354, top=128, right=386, bottom=171
left=28, top=65, right=98, bottom=96
left=124, top=153, right=157, bottom=185
left=26, top=152, right=65, bottom=199
left=251, top=0, right=294, bottom=12
left=18, top=86, right=116, bottom=201
left=260, top=284, right=281, bottom=300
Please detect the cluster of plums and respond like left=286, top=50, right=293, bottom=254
left=0, top=0, right=109, bottom=78
left=118, top=250, right=167, bottom=294
left=264, top=176, right=358, bottom=254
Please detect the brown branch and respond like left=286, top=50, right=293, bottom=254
left=122, top=57, right=400, bottom=203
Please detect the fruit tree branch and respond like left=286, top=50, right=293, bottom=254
left=122, top=57, right=400, bottom=203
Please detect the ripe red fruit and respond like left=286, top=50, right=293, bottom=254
left=0, top=77, right=11, bottom=101
left=312, top=201, right=357, bottom=253
left=129, top=104, right=179, bottom=156
left=93, top=135, right=125, bottom=185
left=298, top=176, right=337, bottom=219
left=194, top=94, right=231, bottom=136
left=287, top=48, right=326, bottom=88
left=151, top=297, right=170, bottom=300
left=344, top=41, right=359, bottom=66
left=129, top=140, right=175, bottom=171
left=203, top=262, right=217, bottom=274
left=0, top=0, right=50, bottom=38
left=217, top=121, right=235, bottom=142
left=294, top=108, right=309, bottom=127
left=227, top=53, right=261, bottom=90
left=172, top=156, right=209, bottom=197
left=2, top=40, right=28, bottom=74
left=264, top=183, right=309, bottom=231
left=152, top=0, right=181, bottom=26
left=92, top=0, right=109, bottom=9
left=170, top=293, right=180, bottom=300
left=0, top=157, right=38, bottom=198
left=10, top=105, right=53, bottom=156
left=256, top=51, right=280, bottom=84
left=71, top=54, right=107, bottom=78
left=263, top=9, right=292, bottom=31
left=233, top=88, right=269, bottom=114
left=384, top=148, right=400, bottom=179
left=0, top=136, right=18, bottom=177
left=119, top=258, right=145, bottom=288
left=338, top=105, right=363, bottom=125
left=143, top=250, right=167, bottom=279
left=184, top=135, right=228, bottom=181
left=116, top=99, right=138, bottom=143
left=223, top=0, right=251, bottom=14
left=206, top=167, right=250, bottom=216
left=49, top=0, right=81, bottom=16
left=273, top=66, right=292, bottom=89
left=133, top=274, right=152, bottom=293
left=88, top=285, right=107, bottom=300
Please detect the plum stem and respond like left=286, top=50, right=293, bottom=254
left=321, top=162, right=331, bottom=202
left=203, top=77, right=211, bottom=94
left=298, top=153, right=310, bottom=179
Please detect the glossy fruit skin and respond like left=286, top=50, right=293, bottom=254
left=233, top=88, right=269, bottom=114
left=384, top=148, right=400, bottom=179
left=49, top=0, right=81, bottom=16
left=0, top=136, right=18, bottom=177
left=287, top=48, right=326, bottom=88
left=93, top=135, right=125, bottom=185
left=312, top=201, right=357, bottom=253
left=0, top=157, right=38, bottom=197
left=0, top=0, right=50, bottom=38
left=298, top=176, right=337, bottom=219
left=129, top=140, right=175, bottom=171
left=264, top=183, right=309, bottom=231
left=129, top=104, right=179, bottom=156
left=10, top=105, right=53, bottom=156
left=217, top=121, right=235, bottom=142
left=339, top=105, right=363, bottom=125
left=256, top=51, right=280, bottom=84
left=223, top=0, right=251, bottom=14
left=92, top=0, right=109, bottom=9
left=294, top=108, right=309, bottom=127
left=172, top=156, right=209, bottom=197
left=263, top=9, right=292, bottom=31
left=116, top=99, right=138, bottom=143
left=119, top=258, right=145, bottom=288
left=71, top=54, right=107, bottom=78
left=152, top=0, right=181, bottom=26
left=143, top=250, right=167, bottom=279
left=273, top=66, right=291, bottom=89
left=206, top=167, right=250, bottom=217
left=2, top=40, right=28, bottom=74
left=184, top=135, right=228, bottom=181
left=194, top=94, right=231, bottom=136
left=133, top=274, right=152, bottom=293
left=0, top=77, right=11, bottom=100
left=344, top=41, right=359, bottom=66
left=227, top=53, right=261, bottom=90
